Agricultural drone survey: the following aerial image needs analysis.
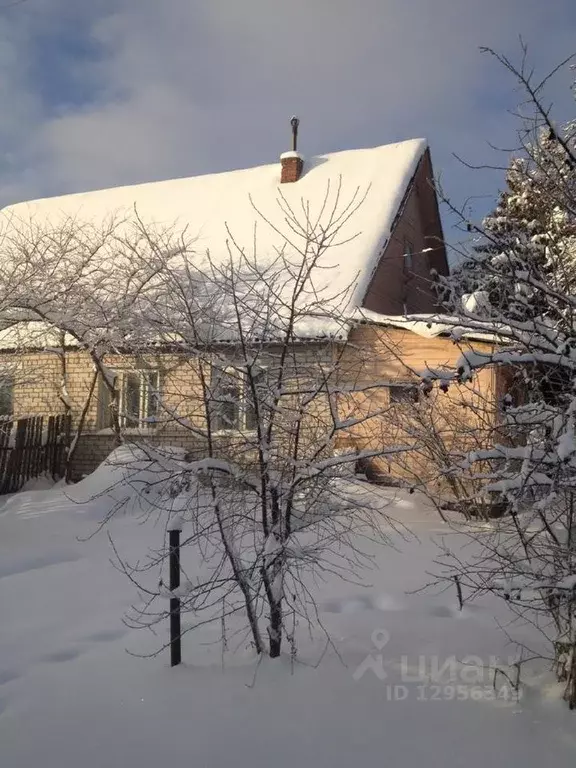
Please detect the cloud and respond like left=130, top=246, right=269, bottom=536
left=0, top=0, right=573, bottom=217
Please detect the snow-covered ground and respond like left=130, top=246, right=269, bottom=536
left=1, top=462, right=576, bottom=767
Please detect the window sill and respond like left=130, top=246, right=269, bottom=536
left=211, top=429, right=257, bottom=437
left=93, top=427, right=160, bottom=435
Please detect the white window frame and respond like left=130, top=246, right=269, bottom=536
left=209, top=365, right=262, bottom=434
left=99, top=369, right=161, bottom=430
left=118, top=370, right=161, bottom=429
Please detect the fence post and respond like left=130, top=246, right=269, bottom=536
left=169, top=525, right=182, bottom=667
left=0, top=413, right=74, bottom=496
left=0, top=418, right=12, bottom=494
left=7, top=418, right=27, bottom=493
left=46, top=416, right=55, bottom=476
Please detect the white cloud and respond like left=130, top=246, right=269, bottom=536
left=0, top=0, right=573, bottom=209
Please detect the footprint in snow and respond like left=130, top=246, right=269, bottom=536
left=83, top=629, right=126, bottom=643
left=42, top=648, right=83, bottom=664
left=0, top=552, right=80, bottom=580
left=39, top=630, right=127, bottom=667
left=322, top=593, right=404, bottom=614
left=0, top=670, right=21, bottom=686
left=428, top=604, right=483, bottom=619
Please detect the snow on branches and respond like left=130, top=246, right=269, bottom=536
left=429, top=48, right=576, bottom=707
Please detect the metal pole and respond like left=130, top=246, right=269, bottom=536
left=169, top=528, right=182, bottom=666
left=453, top=575, right=463, bottom=611
left=290, top=116, right=299, bottom=152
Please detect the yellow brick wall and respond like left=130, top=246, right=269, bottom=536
left=337, top=325, right=498, bottom=489
left=4, top=352, right=63, bottom=415
left=0, top=329, right=499, bottom=485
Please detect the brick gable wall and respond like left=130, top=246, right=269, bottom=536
left=362, top=149, right=449, bottom=315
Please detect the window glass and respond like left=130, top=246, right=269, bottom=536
left=99, top=369, right=160, bottom=429
left=145, top=371, right=160, bottom=424
left=211, top=368, right=242, bottom=431
left=124, top=372, right=141, bottom=428
left=211, top=366, right=265, bottom=432
left=389, top=383, right=419, bottom=404
left=244, top=369, right=265, bottom=431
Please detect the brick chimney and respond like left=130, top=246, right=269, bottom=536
left=280, top=116, right=304, bottom=183
left=280, top=151, right=304, bottom=183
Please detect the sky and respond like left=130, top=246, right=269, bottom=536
left=0, top=0, right=574, bottom=240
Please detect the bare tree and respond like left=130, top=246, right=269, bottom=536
left=105, top=185, right=411, bottom=659
left=0, top=209, right=195, bottom=477
left=423, top=46, right=576, bottom=707
left=379, top=376, right=507, bottom=519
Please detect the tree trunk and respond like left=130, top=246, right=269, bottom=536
left=564, top=643, right=576, bottom=710
left=65, top=368, right=98, bottom=483
left=267, top=598, right=283, bottom=658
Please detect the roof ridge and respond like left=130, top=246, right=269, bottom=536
left=2, top=138, right=427, bottom=210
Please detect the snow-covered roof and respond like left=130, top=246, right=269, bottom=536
left=352, top=309, right=502, bottom=343
left=0, top=318, right=350, bottom=351
left=2, top=139, right=427, bottom=316
left=0, top=322, right=79, bottom=350
left=0, top=313, right=500, bottom=352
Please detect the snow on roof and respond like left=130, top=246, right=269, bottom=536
left=0, top=318, right=350, bottom=351
left=2, top=139, right=427, bottom=317
left=352, top=309, right=502, bottom=343
left=0, top=313, right=496, bottom=352
left=0, top=312, right=499, bottom=352
left=0, top=322, right=79, bottom=351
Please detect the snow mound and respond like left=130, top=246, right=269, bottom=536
left=64, top=444, right=193, bottom=521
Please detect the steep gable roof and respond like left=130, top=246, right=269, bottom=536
left=2, top=139, right=427, bottom=318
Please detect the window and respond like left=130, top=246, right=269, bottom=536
left=210, top=366, right=263, bottom=432
left=497, top=366, right=526, bottom=413
left=538, top=363, right=571, bottom=407
left=119, top=371, right=160, bottom=428
left=404, top=240, right=414, bottom=271
left=389, top=382, right=419, bottom=404
left=0, top=375, right=13, bottom=416
left=99, top=370, right=160, bottom=429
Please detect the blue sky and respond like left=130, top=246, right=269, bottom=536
left=0, top=0, right=574, bottom=240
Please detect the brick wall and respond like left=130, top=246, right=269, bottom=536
left=337, top=325, right=497, bottom=488
left=1, top=331, right=499, bottom=488
left=363, top=149, right=449, bottom=315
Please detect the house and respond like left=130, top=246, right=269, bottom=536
left=0, top=129, right=502, bottom=484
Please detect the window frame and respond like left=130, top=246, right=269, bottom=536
left=99, top=368, right=161, bottom=430
left=209, top=364, right=264, bottom=434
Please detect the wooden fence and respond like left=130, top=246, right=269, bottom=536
left=0, top=414, right=71, bottom=494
